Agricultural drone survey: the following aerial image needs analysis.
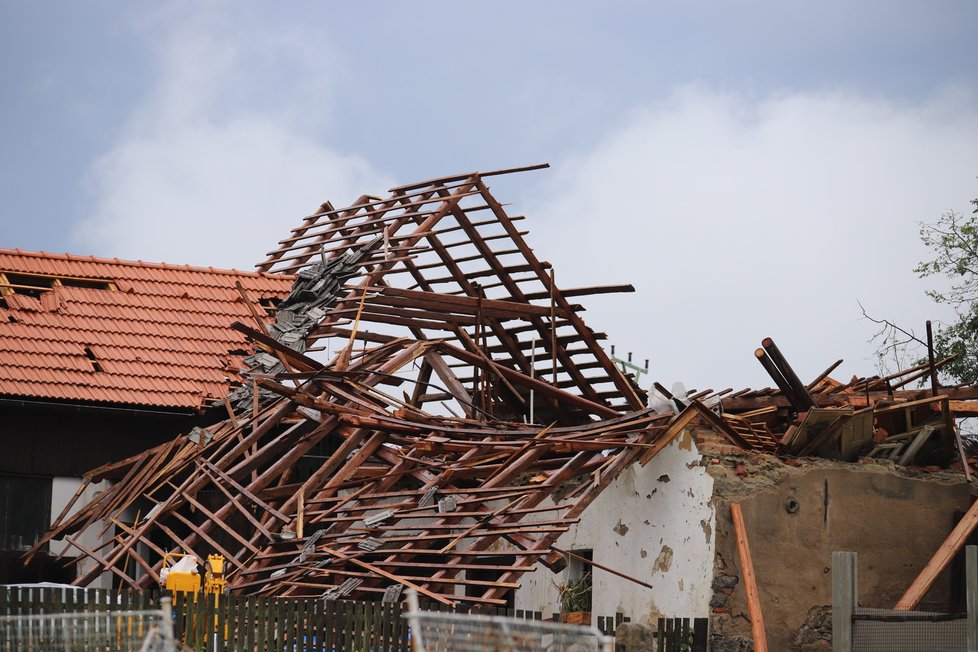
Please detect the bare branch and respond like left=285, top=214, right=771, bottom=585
left=858, top=301, right=927, bottom=348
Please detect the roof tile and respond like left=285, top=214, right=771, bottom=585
left=0, top=249, right=292, bottom=409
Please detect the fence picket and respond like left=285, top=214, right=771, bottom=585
left=223, top=593, right=233, bottom=651
left=383, top=602, right=394, bottom=651
left=258, top=595, right=268, bottom=652
left=693, top=617, right=708, bottom=652
left=216, top=591, right=227, bottom=652
left=293, top=597, right=303, bottom=651
left=282, top=597, right=291, bottom=652
left=322, top=598, right=333, bottom=651
left=339, top=600, right=353, bottom=650
left=271, top=597, right=281, bottom=652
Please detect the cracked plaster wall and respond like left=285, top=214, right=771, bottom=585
left=514, top=427, right=715, bottom=624
left=709, top=454, right=975, bottom=651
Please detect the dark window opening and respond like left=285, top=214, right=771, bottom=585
left=562, top=549, right=593, bottom=613
left=83, top=347, right=103, bottom=373
left=258, top=297, right=280, bottom=317
left=465, top=555, right=515, bottom=609
left=0, top=272, right=116, bottom=298
left=0, top=475, right=52, bottom=552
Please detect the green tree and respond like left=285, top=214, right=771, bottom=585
left=915, top=196, right=978, bottom=383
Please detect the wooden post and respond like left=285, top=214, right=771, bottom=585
left=761, top=337, right=816, bottom=410
left=692, top=617, right=709, bottom=652
left=968, top=545, right=978, bottom=652
left=832, top=551, right=857, bottom=652
left=895, top=498, right=978, bottom=610
left=730, top=503, right=768, bottom=652
left=297, top=493, right=304, bottom=540
left=927, top=320, right=939, bottom=397
left=755, top=349, right=803, bottom=411
left=160, top=595, right=175, bottom=647
left=406, top=588, right=425, bottom=652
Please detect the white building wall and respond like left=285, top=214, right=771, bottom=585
left=50, top=477, right=113, bottom=588
left=514, top=428, right=715, bottom=625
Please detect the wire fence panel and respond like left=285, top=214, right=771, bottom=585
left=852, top=608, right=967, bottom=652
left=0, top=608, right=175, bottom=652
left=408, top=610, right=613, bottom=652
left=405, top=587, right=614, bottom=652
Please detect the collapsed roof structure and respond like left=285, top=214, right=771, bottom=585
left=30, top=165, right=978, bottom=605
left=31, top=165, right=666, bottom=605
left=680, top=337, right=978, bottom=475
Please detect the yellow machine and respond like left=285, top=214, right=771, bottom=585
left=160, top=552, right=227, bottom=597
left=161, top=553, right=229, bottom=639
left=203, top=555, right=228, bottom=595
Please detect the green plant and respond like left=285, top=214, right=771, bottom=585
left=557, top=572, right=592, bottom=613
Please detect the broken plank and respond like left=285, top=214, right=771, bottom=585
left=894, top=497, right=978, bottom=610
left=731, top=503, right=768, bottom=652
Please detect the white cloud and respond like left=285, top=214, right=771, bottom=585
left=73, top=4, right=978, bottom=394
left=74, top=3, right=391, bottom=270
left=527, top=86, right=978, bottom=391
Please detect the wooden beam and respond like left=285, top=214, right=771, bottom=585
left=552, top=546, right=655, bottom=590
left=731, top=503, right=768, bottom=652
left=761, top=338, right=815, bottom=410
left=895, top=497, right=978, bottom=610
left=439, top=342, right=618, bottom=418
left=319, top=545, right=454, bottom=606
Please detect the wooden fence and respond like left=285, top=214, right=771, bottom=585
left=645, top=617, right=708, bottom=652
left=0, top=586, right=704, bottom=651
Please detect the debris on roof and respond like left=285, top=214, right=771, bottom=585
left=31, top=165, right=978, bottom=604
left=656, top=336, right=978, bottom=477
left=0, top=249, right=293, bottom=410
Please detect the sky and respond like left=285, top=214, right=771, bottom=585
left=2, top=1, right=977, bottom=393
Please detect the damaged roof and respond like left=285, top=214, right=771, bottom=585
left=32, top=165, right=978, bottom=605
left=0, top=249, right=293, bottom=410
left=33, top=166, right=661, bottom=604
left=652, top=337, right=978, bottom=474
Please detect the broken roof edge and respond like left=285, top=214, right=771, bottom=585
left=0, top=392, right=207, bottom=418
left=387, top=162, right=550, bottom=193
left=1, top=248, right=292, bottom=280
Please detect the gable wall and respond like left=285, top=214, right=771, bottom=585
left=514, top=427, right=716, bottom=624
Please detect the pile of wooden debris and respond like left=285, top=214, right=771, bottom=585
left=30, top=166, right=676, bottom=606
left=658, top=337, right=978, bottom=479
left=31, top=165, right=978, bottom=605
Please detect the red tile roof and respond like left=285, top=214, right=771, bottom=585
left=0, top=249, right=293, bottom=410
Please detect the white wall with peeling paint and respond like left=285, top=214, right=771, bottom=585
left=514, top=428, right=715, bottom=625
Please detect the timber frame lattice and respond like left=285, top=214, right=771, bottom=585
left=30, top=165, right=673, bottom=607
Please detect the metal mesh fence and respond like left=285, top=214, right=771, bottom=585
left=852, top=608, right=966, bottom=652
left=406, top=610, right=614, bottom=652
left=404, top=589, right=614, bottom=652
left=0, top=607, right=176, bottom=652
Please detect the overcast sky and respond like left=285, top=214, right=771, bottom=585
left=2, top=1, right=977, bottom=393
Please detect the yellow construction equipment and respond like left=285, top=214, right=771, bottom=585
left=203, top=554, right=227, bottom=595
left=161, top=552, right=228, bottom=638
left=160, top=552, right=227, bottom=597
